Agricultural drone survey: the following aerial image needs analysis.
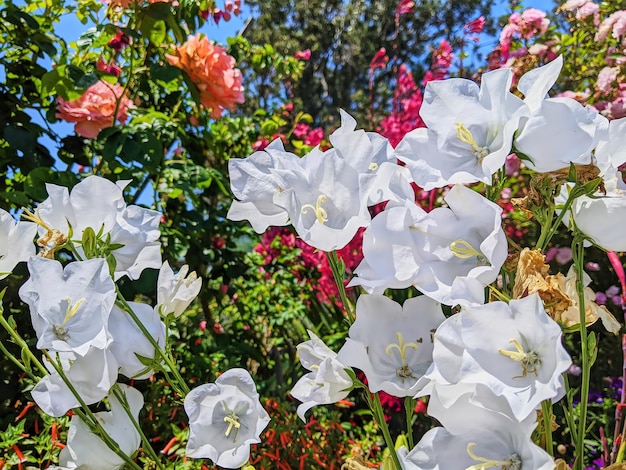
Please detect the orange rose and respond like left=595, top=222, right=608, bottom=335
left=166, top=34, right=244, bottom=119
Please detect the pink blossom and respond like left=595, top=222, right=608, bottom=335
left=294, top=49, right=311, bottom=60
left=293, top=123, right=310, bottom=139
left=464, top=16, right=485, bottom=34
left=252, top=137, right=270, bottom=151
left=96, top=57, right=121, bottom=77
left=597, top=66, right=619, bottom=94
left=545, top=247, right=573, bottom=265
left=577, top=1, right=599, bottom=19
left=505, top=154, right=521, bottom=176
left=56, top=80, right=133, bottom=138
left=369, top=47, right=388, bottom=71
left=166, top=34, right=244, bottom=119
left=199, top=320, right=207, bottom=331
left=395, top=0, right=415, bottom=17
left=304, top=127, right=324, bottom=146
left=555, top=89, right=591, bottom=103
left=596, top=11, right=626, bottom=42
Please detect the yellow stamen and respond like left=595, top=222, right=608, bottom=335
left=368, top=162, right=379, bottom=171
left=466, top=443, right=522, bottom=470
left=498, top=338, right=541, bottom=378
left=21, top=207, right=52, bottom=232
left=455, top=123, right=490, bottom=162
left=301, top=195, right=329, bottom=224
left=63, top=298, right=86, bottom=325
left=385, top=332, right=420, bottom=381
left=450, top=239, right=490, bottom=265
left=224, top=414, right=241, bottom=441
left=21, top=207, right=68, bottom=258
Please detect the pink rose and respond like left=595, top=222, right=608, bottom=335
left=597, top=66, right=619, bottom=94
left=294, top=49, right=311, bottom=60
left=56, top=80, right=133, bottom=138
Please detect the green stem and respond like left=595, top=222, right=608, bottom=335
left=115, top=287, right=190, bottom=396
left=572, top=235, right=590, bottom=470
left=0, top=339, right=40, bottom=381
left=365, top=392, right=402, bottom=470
left=112, top=384, right=165, bottom=470
left=326, top=251, right=355, bottom=321
left=41, top=351, right=144, bottom=470
left=0, top=311, right=48, bottom=376
left=404, top=396, right=416, bottom=449
left=536, top=188, right=577, bottom=252
left=541, top=400, right=554, bottom=457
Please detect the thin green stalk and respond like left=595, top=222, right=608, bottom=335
left=364, top=392, right=402, bottom=470
left=541, top=400, right=554, bottom=457
left=112, top=384, right=165, bottom=470
left=572, top=236, right=590, bottom=470
left=115, top=287, right=190, bottom=396
left=0, top=340, right=40, bottom=381
left=42, top=350, right=144, bottom=470
left=404, top=396, right=416, bottom=449
left=536, top=188, right=577, bottom=252
left=0, top=311, right=48, bottom=376
left=326, top=251, right=355, bottom=321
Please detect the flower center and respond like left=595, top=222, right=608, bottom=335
left=385, top=332, right=421, bottom=382
left=455, top=123, right=490, bottom=162
left=449, top=239, right=490, bottom=266
left=52, top=297, right=86, bottom=342
left=301, top=195, right=329, bottom=224
left=368, top=162, right=379, bottom=171
left=223, top=413, right=241, bottom=442
left=466, top=443, right=522, bottom=470
left=498, top=338, right=541, bottom=378
left=21, top=207, right=68, bottom=259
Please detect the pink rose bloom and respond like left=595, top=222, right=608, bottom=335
left=596, top=11, right=626, bottom=42
left=294, top=49, right=311, bottom=60
left=555, top=89, right=591, bottom=103
left=395, top=0, right=415, bottom=17
left=166, top=34, right=244, bottom=119
left=597, top=66, right=619, bottom=94
left=56, top=80, right=133, bottom=138
left=577, top=1, right=599, bottom=19
left=520, top=8, right=550, bottom=37
left=96, top=57, right=121, bottom=77
left=252, top=138, right=270, bottom=151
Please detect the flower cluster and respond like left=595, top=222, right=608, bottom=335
left=166, top=34, right=244, bottom=119
left=227, top=55, right=626, bottom=468
left=56, top=81, right=133, bottom=138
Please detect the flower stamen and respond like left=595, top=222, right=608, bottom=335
left=455, top=123, right=489, bottom=162
left=466, top=442, right=522, bottom=470
left=450, top=239, right=490, bottom=265
left=223, top=414, right=241, bottom=442
left=385, top=332, right=420, bottom=381
left=21, top=207, right=68, bottom=259
left=498, top=338, right=541, bottom=378
left=301, top=195, right=329, bottom=224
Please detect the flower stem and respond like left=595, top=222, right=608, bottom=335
left=42, top=350, right=144, bottom=470
left=572, top=234, right=591, bottom=470
left=541, top=399, right=554, bottom=457
left=0, top=307, right=48, bottom=377
left=115, top=287, right=190, bottom=396
left=364, top=391, right=402, bottom=470
left=326, top=251, right=355, bottom=321
left=404, top=396, right=416, bottom=449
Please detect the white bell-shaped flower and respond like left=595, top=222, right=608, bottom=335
left=290, top=331, right=353, bottom=421
left=59, top=384, right=143, bottom=470
left=19, top=257, right=115, bottom=356
left=31, top=346, right=118, bottom=417
left=108, top=302, right=166, bottom=380
left=157, top=261, right=202, bottom=318
left=351, top=185, right=507, bottom=306
left=0, top=209, right=36, bottom=280
left=185, top=368, right=270, bottom=469
left=34, top=175, right=161, bottom=280
left=406, top=383, right=553, bottom=469
left=515, top=56, right=608, bottom=173
left=395, top=67, right=525, bottom=189
left=419, top=294, right=571, bottom=421
left=227, top=139, right=298, bottom=233
left=337, top=294, right=445, bottom=397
